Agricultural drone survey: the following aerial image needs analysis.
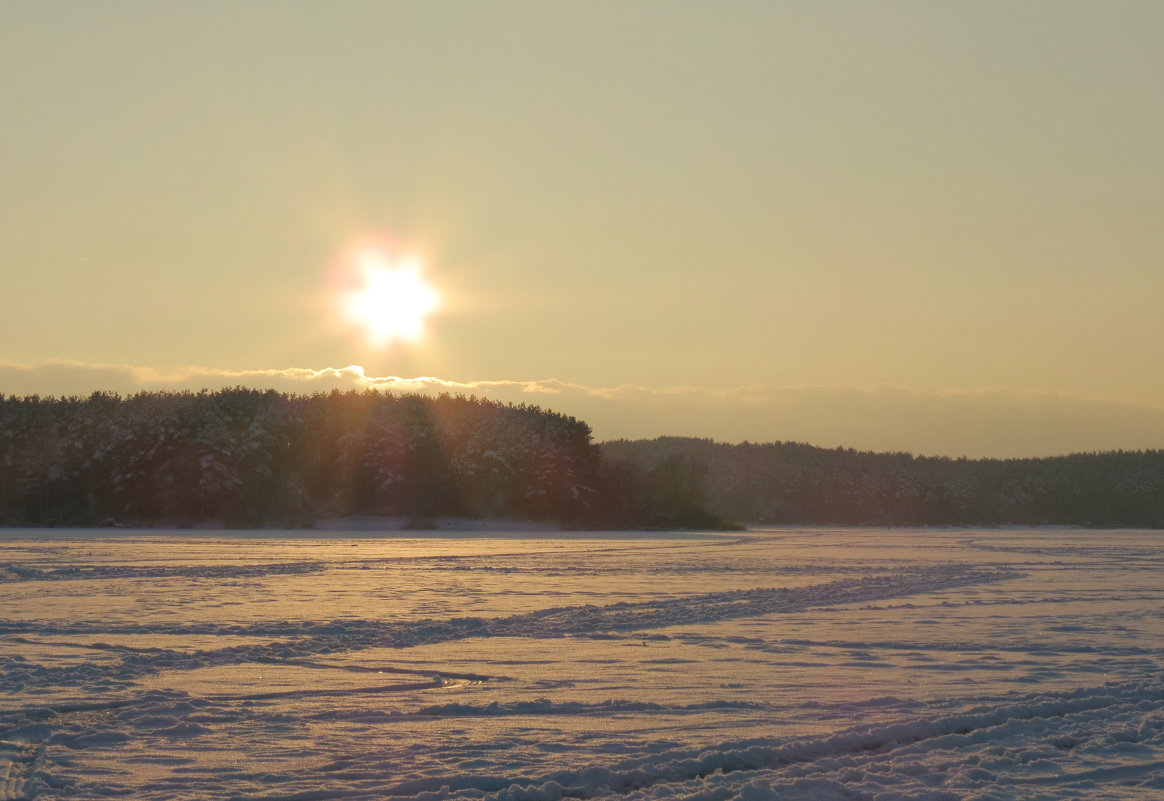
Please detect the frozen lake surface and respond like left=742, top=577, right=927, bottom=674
left=1, top=527, right=1161, bottom=800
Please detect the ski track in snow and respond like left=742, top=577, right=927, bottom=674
left=0, top=528, right=1161, bottom=800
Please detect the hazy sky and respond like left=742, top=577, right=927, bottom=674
left=3, top=1, right=1163, bottom=457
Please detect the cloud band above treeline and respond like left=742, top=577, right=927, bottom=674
left=3, top=359, right=1164, bottom=459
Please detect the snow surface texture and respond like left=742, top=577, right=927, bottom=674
left=0, top=528, right=1161, bottom=800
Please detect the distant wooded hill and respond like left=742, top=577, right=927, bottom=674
left=0, top=390, right=724, bottom=529
left=602, top=437, right=1164, bottom=528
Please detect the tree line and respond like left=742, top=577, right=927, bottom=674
left=7, top=392, right=1159, bottom=529
left=0, top=390, right=728, bottom=529
left=601, top=437, right=1164, bottom=528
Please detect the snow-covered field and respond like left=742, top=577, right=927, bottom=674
left=1, top=527, right=1161, bottom=800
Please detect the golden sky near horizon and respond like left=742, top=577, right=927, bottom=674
left=3, top=1, right=1163, bottom=456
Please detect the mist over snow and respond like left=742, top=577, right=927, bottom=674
left=5, top=359, right=1164, bottom=458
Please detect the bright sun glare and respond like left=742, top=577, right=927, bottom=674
left=345, top=252, right=439, bottom=345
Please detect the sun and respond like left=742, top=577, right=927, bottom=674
left=345, top=252, right=439, bottom=345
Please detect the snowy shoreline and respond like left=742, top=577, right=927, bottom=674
left=0, top=514, right=752, bottom=540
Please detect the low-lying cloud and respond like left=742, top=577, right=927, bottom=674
left=4, top=359, right=1164, bottom=459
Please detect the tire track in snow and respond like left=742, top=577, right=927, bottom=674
left=487, top=566, right=1021, bottom=638
left=357, top=672, right=1164, bottom=801
left=0, top=732, right=44, bottom=801
left=0, top=561, right=325, bottom=584
left=0, top=565, right=1021, bottom=692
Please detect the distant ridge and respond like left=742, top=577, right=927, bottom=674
left=601, top=437, right=1164, bottom=528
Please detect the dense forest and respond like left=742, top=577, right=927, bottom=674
left=0, top=390, right=724, bottom=529
left=603, top=437, right=1164, bottom=528
left=3, top=391, right=1162, bottom=529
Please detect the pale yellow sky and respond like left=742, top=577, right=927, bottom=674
left=3, top=1, right=1163, bottom=456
